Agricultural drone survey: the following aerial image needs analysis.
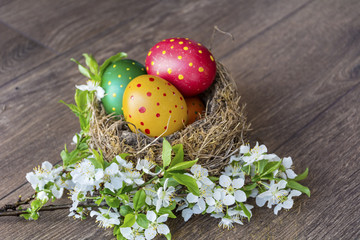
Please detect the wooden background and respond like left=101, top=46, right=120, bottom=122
left=0, top=0, right=359, bottom=239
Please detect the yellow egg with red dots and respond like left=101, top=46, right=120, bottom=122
left=122, top=75, right=188, bottom=137
left=185, top=97, right=206, bottom=125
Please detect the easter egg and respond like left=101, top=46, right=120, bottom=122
left=122, top=75, right=188, bottom=137
left=145, top=37, right=216, bottom=97
left=185, top=97, right=206, bottom=125
left=101, top=59, right=146, bottom=115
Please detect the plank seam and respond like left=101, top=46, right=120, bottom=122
left=274, top=80, right=360, bottom=152
left=0, top=19, right=59, bottom=55
left=219, top=0, right=315, bottom=62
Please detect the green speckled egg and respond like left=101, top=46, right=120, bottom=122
left=101, top=59, right=146, bottom=115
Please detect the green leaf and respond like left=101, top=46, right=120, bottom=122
left=105, top=196, right=121, bottom=208
left=59, top=100, right=80, bottom=116
left=261, top=160, right=282, bottom=177
left=31, top=199, right=42, bottom=211
left=116, top=233, right=127, bottom=240
left=242, top=165, right=251, bottom=174
left=167, top=159, right=198, bottom=172
left=95, top=196, right=104, bottom=206
left=133, top=190, right=146, bottom=211
left=243, top=182, right=257, bottom=191
left=136, top=213, right=149, bottom=229
left=71, top=58, right=92, bottom=79
left=294, top=168, right=309, bottom=181
left=159, top=177, right=180, bottom=188
left=171, top=173, right=200, bottom=196
left=20, top=213, right=31, bottom=220
left=75, top=89, right=90, bottom=111
left=208, top=176, right=219, bottom=182
left=120, top=205, right=133, bottom=216
left=286, top=180, right=311, bottom=197
left=158, top=208, right=176, bottom=218
left=239, top=202, right=251, bottom=221
left=165, top=233, right=172, bottom=240
left=117, top=194, right=129, bottom=203
left=83, top=53, right=99, bottom=76
left=258, top=160, right=268, bottom=174
left=99, top=52, right=128, bottom=76
left=121, top=213, right=136, bottom=228
left=89, top=149, right=104, bottom=169
left=162, top=138, right=172, bottom=168
left=103, top=188, right=116, bottom=196
left=170, top=144, right=184, bottom=167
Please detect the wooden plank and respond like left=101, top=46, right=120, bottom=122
left=219, top=0, right=360, bottom=150
left=0, top=0, right=308, bottom=198
left=0, top=23, right=55, bottom=86
left=171, top=81, right=360, bottom=240
left=2, top=85, right=359, bottom=238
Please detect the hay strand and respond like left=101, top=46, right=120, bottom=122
left=88, top=61, right=250, bottom=175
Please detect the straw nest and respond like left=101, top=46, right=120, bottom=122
left=88, top=61, right=250, bottom=175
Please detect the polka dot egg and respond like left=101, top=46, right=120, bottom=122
left=145, top=37, right=216, bottom=97
left=101, top=59, right=146, bottom=115
left=122, top=75, right=188, bottom=137
left=185, top=96, right=205, bottom=125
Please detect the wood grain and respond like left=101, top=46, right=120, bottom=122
left=0, top=0, right=159, bottom=53
left=220, top=0, right=360, bottom=150
left=0, top=0, right=359, bottom=239
left=170, top=79, right=360, bottom=240
left=0, top=0, right=308, bottom=198
left=0, top=23, right=55, bottom=87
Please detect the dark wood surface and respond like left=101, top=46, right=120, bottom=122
left=0, top=0, right=359, bottom=239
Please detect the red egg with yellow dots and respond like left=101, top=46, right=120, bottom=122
left=122, top=75, right=188, bottom=137
left=145, top=37, right=216, bottom=97
left=185, top=97, right=206, bottom=125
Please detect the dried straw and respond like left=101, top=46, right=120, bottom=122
left=88, top=61, right=251, bottom=175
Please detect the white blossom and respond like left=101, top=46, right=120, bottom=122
left=219, top=175, right=247, bottom=205
left=116, top=155, right=134, bottom=170
left=211, top=213, right=240, bottom=229
left=120, top=223, right=145, bottom=240
left=144, top=211, right=170, bottom=240
left=273, top=190, right=301, bottom=215
left=136, top=159, right=157, bottom=175
left=156, top=178, right=175, bottom=212
left=206, top=189, right=225, bottom=213
left=123, top=171, right=144, bottom=186
left=26, top=161, right=63, bottom=191
left=222, top=164, right=244, bottom=178
left=186, top=184, right=214, bottom=214
left=281, top=157, right=297, bottom=179
left=256, top=180, right=301, bottom=214
left=90, top=208, right=120, bottom=228
left=144, top=184, right=157, bottom=206
left=103, top=163, right=123, bottom=192
left=186, top=164, right=213, bottom=187
left=76, top=80, right=105, bottom=100
left=37, top=191, right=49, bottom=203
left=70, top=159, right=104, bottom=192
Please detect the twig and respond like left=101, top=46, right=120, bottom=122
left=0, top=202, right=106, bottom=217
left=0, top=194, right=35, bottom=212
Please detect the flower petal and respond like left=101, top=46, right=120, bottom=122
left=182, top=208, right=193, bottom=222
left=157, top=214, right=168, bottom=223
left=120, top=227, right=132, bottom=238
left=205, top=197, right=215, bottom=206
left=146, top=211, right=157, bottom=222
left=186, top=193, right=198, bottom=203
left=234, top=190, right=247, bottom=202
left=145, top=227, right=157, bottom=240
left=223, top=195, right=235, bottom=206
left=157, top=224, right=170, bottom=235
left=274, top=204, right=282, bottom=215
left=282, top=157, right=293, bottom=169
left=282, top=199, right=294, bottom=209
left=240, top=145, right=250, bottom=154
left=256, top=195, right=267, bottom=207
left=232, top=178, right=244, bottom=189
left=286, top=169, right=297, bottom=179
left=219, top=175, right=232, bottom=188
